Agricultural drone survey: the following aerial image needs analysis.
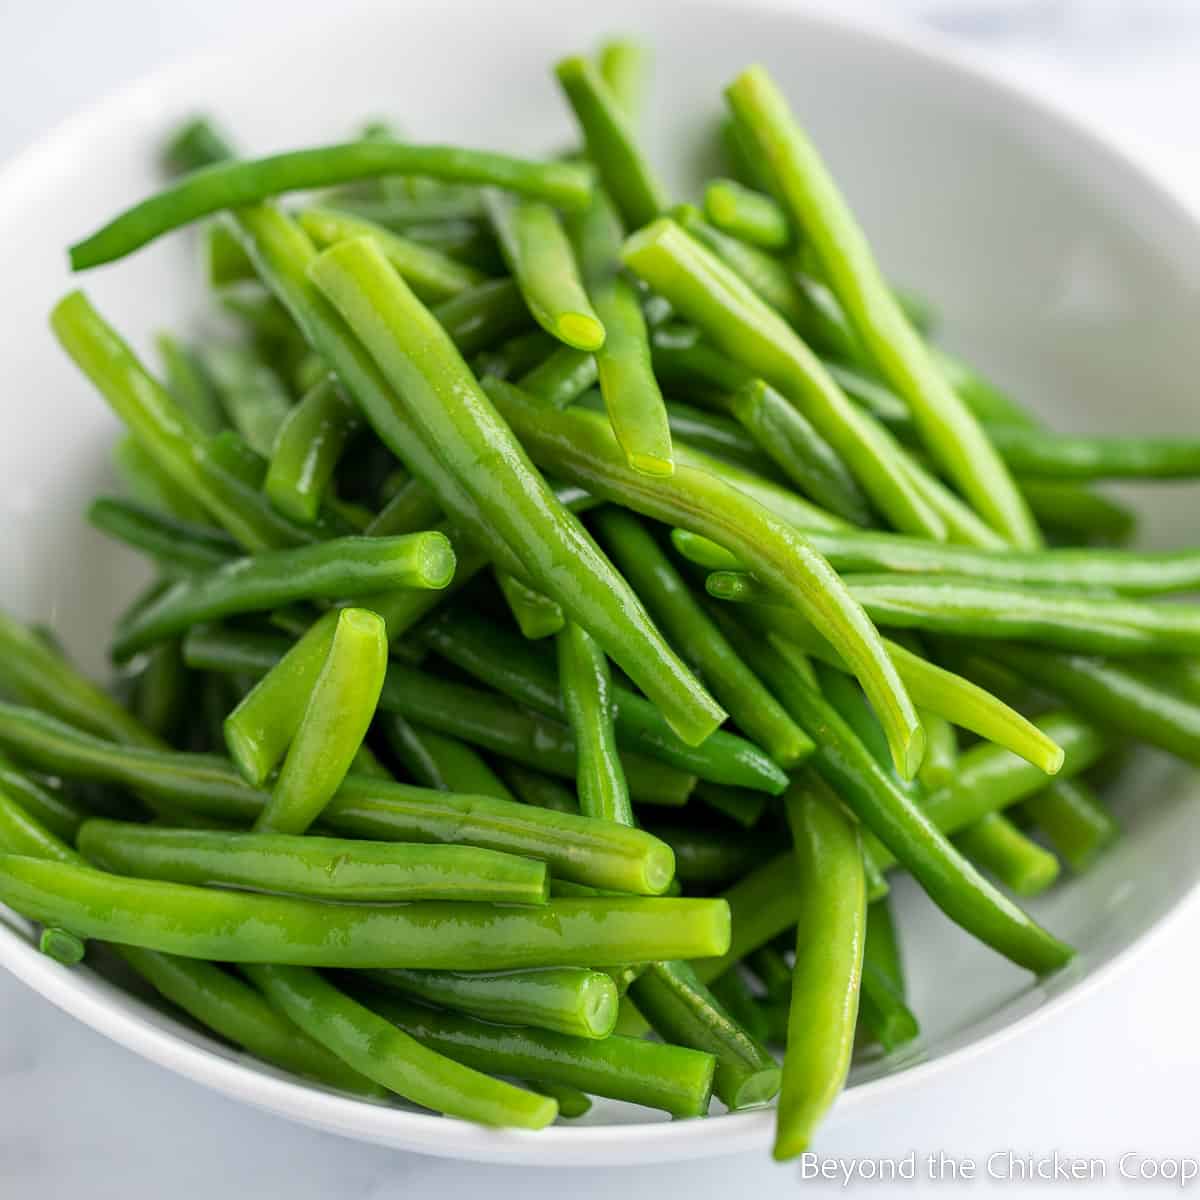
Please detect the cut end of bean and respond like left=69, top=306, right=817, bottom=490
left=412, top=531, right=457, bottom=589
left=554, top=312, right=606, bottom=352
left=39, top=926, right=86, bottom=965
left=641, top=840, right=677, bottom=896
left=579, top=972, right=621, bottom=1038
left=627, top=451, right=675, bottom=478
left=727, top=1064, right=783, bottom=1110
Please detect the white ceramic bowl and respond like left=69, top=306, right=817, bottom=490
left=3, top=0, right=1200, bottom=1167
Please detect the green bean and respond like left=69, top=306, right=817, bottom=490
left=672, top=202, right=810, bottom=331
left=38, top=927, right=85, bottom=965
left=517, top=344, right=598, bottom=409
left=309, top=237, right=724, bottom=746
left=632, top=959, right=779, bottom=1110
left=773, top=772, right=865, bottom=1159
left=133, top=640, right=188, bottom=742
left=995, top=645, right=1200, bottom=765
left=712, top=618, right=1072, bottom=972
left=0, top=785, right=84, bottom=865
left=485, top=381, right=923, bottom=780
left=473, top=330, right=559, bottom=381
left=987, top=424, right=1200, bottom=481
left=499, top=762, right=578, bottom=814
left=694, top=781, right=768, bottom=829
left=648, top=824, right=772, bottom=884
left=0, top=608, right=162, bottom=750
left=162, top=115, right=235, bottom=175
left=1022, top=778, right=1118, bottom=874
left=263, top=377, right=359, bottom=524
left=364, top=991, right=715, bottom=1117
left=556, top=622, right=631, bottom=825
left=366, top=966, right=618, bottom=1039
left=597, top=38, right=650, bottom=122
left=0, top=756, right=85, bottom=842
left=0, top=854, right=726, bottom=967
left=112, top=533, right=452, bottom=660
left=1019, top=480, right=1136, bottom=544
left=365, top=477, right=442, bottom=538
left=953, top=812, right=1060, bottom=897
left=725, top=381, right=872, bottom=525
left=381, top=714, right=515, bottom=801
left=431, top=278, right=534, bottom=356
left=747, top=947, right=793, bottom=1004
left=156, top=332, right=224, bottom=433
left=52, top=293, right=305, bottom=552
left=80, top=819, right=546, bottom=904
left=859, top=909, right=919, bottom=1052
left=497, top=570, right=566, bottom=640
left=484, top=190, right=605, bottom=351
left=204, top=222, right=257, bottom=286
left=1136, top=657, right=1200, bottom=706
left=418, top=608, right=788, bottom=794
left=71, top=144, right=593, bottom=270
left=201, top=344, right=292, bottom=457
left=88, top=497, right=237, bottom=575
left=555, top=55, right=668, bottom=229
left=526, top=1080, right=591, bottom=1119
left=245, top=964, right=556, bottom=1127
left=297, top=207, right=485, bottom=301
left=122, top=945, right=381, bottom=1095
left=864, top=711, right=1106, bottom=873
left=917, top=711, right=958, bottom=792
left=621, top=219, right=942, bottom=540
left=709, top=968, right=770, bottom=1046
left=593, top=508, right=812, bottom=766
left=656, top=399, right=774, bottom=473
left=255, top=608, right=386, bottom=834
left=112, top=434, right=209, bottom=523
left=726, top=66, right=1039, bottom=549
left=570, top=188, right=673, bottom=476
left=703, top=178, right=792, bottom=250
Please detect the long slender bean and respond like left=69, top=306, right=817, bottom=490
left=0, top=755, right=86, bottom=842
left=954, top=812, right=1060, bottom=896
left=380, top=714, right=515, bottom=802
left=156, top=332, right=224, bottom=433
left=201, top=344, right=292, bottom=458
left=71, top=143, right=593, bottom=269
left=244, top=964, right=556, bottom=1128
left=88, top=497, right=237, bottom=575
left=113, top=533, right=452, bottom=660
left=556, top=622, right=631, bottom=825
left=773, top=772, right=865, bottom=1159
left=0, top=855, right=728, bottom=967
left=1022, top=778, right=1118, bottom=873
left=364, top=991, right=715, bottom=1118
left=597, top=38, right=650, bottom=122
left=309, top=236, right=725, bottom=746
left=485, top=380, right=923, bottom=779
left=365, top=966, right=618, bottom=1039
left=726, top=66, right=1039, bottom=549
left=517, top=344, right=598, bottom=409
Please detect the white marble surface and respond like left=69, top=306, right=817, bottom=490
left=4, top=3, right=1200, bottom=1195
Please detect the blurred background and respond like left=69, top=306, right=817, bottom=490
left=3, top=2, right=1199, bottom=1196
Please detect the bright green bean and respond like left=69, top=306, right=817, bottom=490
left=648, top=823, right=772, bottom=884
left=954, top=812, right=1060, bottom=897
left=726, top=66, right=1039, bottom=549
left=264, top=377, right=359, bottom=524
left=917, top=711, right=958, bottom=792
left=244, top=964, right=556, bottom=1128
left=557, top=621, right=631, bottom=825
left=703, top=178, right=792, bottom=250
left=366, top=966, right=618, bottom=1039
left=597, top=38, right=650, bottom=122
left=255, top=608, right=387, bottom=834
left=693, top=781, right=769, bottom=829
left=80, top=819, right=547, bottom=904
left=484, top=190, right=605, bottom=351
left=88, top=497, right=237, bottom=575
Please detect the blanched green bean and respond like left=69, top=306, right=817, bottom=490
left=1022, top=778, right=1118, bottom=873
left=954, top=812, right=1060, bottom=897
left=703, top=178, right=792, bottom=249
left=381, top=714, right=515, bottom=802
left=497, top=571, right=566, bottom=640
left=89, top=497, right=237, bottom=575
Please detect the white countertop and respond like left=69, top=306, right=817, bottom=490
left=4, top=3, right=1200, bottom=1195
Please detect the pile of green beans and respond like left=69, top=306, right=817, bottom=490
left=4, top=34, right=1194, bottom=1156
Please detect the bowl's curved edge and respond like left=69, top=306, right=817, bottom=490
left=2, top=0, right=1200, bottom=1165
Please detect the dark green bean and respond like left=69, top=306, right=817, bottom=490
left=1019, top=480, right=1137, bottom=544
left=364, top=991, right=715, bottom=1118
left=498, top=763, right=578, bottom=814
left=431, top=278, right=534, bottom=356
left=79, top=819, right=548, bottom=904
left=517, top=344, right=598, bottom=409
left=954, top=812, right=1060, bottom=897
left=693, top=781, right=769, bottom=829
left=201, top=343, right=292, bottom=457
left=497, top=571, right=566, bottom=640
left=39, top=927, right=86, bottom=965
left=161, top=116, right=235, bottom=175
left=71, top=143, right=593, bottom=269
left=88, top=497, right=238, bottom=575
left=1022, top=778, right=1118, bottom=873
left=593, top=508, right=812, bottom=766
left=244, top=964, right=557, bottom=1128
left=381, top=714, right=515, bottom=802
left=0, top=755, right=85, bottom=842
left=132, top=639, right=189, bottom=742
left=366, top=966, right=618, bottom=1039
left=647, top=823, right=772, bottom=884
left=112, top=434, right=209, bottom=523
left=156, top=332, right=224, bottom=433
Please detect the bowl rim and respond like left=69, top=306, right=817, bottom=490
left=3, top=0, right=1200, bottom=1165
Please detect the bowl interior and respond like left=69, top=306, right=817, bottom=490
left=2, top=0, right=1200, bottom=1166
